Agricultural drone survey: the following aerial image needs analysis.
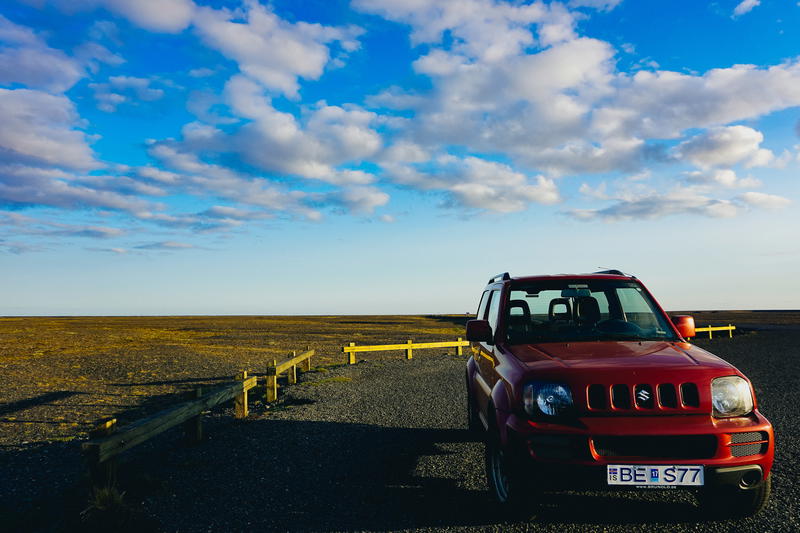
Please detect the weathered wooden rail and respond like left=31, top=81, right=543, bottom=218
left=265, top=349, right=314, bottom=402
left=694, top=324, right=736, bottom=339
left=82, top=348, right=315, bottom=488
left=82, top=371, right=257, bottom=486
left=343, top=339, right=469, bottom=364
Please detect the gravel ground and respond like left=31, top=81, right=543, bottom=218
left=4, top=329, right=798, bottom=532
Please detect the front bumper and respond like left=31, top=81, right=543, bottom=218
left=504, top=410, right=774, bottom=489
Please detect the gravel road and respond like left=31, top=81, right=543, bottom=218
left=7, top=330, right=799, bottom=532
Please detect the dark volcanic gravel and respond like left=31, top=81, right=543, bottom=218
left=4, top=330, right=799, bottom=532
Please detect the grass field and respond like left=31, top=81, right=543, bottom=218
left=0, top=315, right=468, bottom=446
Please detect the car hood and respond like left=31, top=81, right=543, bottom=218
left=508, top=341, right=732, bottom=371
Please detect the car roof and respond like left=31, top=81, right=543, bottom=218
left=484, top=271, right=637, bottom=288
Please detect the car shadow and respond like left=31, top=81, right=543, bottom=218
left=108, top=417, right=712, bottom=531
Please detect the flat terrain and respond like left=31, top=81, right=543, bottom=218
left=1, top=312, right=798, bottom=531
left=0, top=315, right=466, bottom=446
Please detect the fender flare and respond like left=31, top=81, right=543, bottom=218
left=490, top=380, right=514, bottom=446
left=466, top=356, right=478, bottom=386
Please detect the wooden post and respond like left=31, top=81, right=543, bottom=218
left=708, top=326, right=713, bottom=340
left=348, top=342, right=356, bottom=365
left=728, top=324, right=733, bottom=338
left=184, top=387, right=203, bottom=443
left=235, top=371, right=248, bottom=419
left=304, top=346, right=312, bottom=371
left=456, top=337, right=463, bottom=356
left=87, top=418, right=117, bottom=488
left=406, top=339, right=413, bottom=360
left=265, top=360, right=278, bottom=403
left=287, top=352, right=297, bottom=384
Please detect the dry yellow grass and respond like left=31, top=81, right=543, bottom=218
left=0, top=315, right=467, bottom=445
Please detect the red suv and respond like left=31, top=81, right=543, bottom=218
left=465, top=271, right=774, bottom=517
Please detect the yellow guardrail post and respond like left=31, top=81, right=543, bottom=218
left=406, top=339, right=413, bottom=360
left=456, top=337, right=463, bottom=356
left=234, top=371, right=249, bottom=419
left=287, top=351, right=297, bottom=385
left=266, top=360, right=278, bottom=403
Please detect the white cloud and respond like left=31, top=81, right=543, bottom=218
left=0, top=15, right=84, bottom=92
left=324, top=186, right=390, bottom=215
left=597, top=63, right=800, bottom=140
left=0, top=88, right=98, bottom=170
left=733, top=0, right=760, bottom=17
left=146, top=141, right=323, bottom=220
left=188, top=74, right=384, bottom=185
left=579, top=181, right=610, bottom=200
left=46, top=0, right=195, bottom=33
left=674, top=126, right=773, bottom=169
left=354, top=0, right=575, bottom=59
left=194, top=2, right=362, bottom=96
left=135, top=241, right=195, bottom=250
left=684, top=169, right=761, bottom=188
left=0, top=165, right=155, bottom=212
left=89, top=75, right=165, bottom=112
left=569, top=0, right=624, bottom=12
left=386, top=156, right=561, bottom=212
left=567, top=187, right=743, bottom=221
left=137, top=166, right=182, bottom=184
left=188, top=67, right=214, bottom=78
left=737, top=191, right=791, bottom=209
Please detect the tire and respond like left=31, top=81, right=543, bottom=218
left=697, top=474, right=771, bottom=518
left=484, top=423, right=533, bottom=510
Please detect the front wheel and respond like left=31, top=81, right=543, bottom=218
left=485, top=432, right=532, bottom=509
left=696, top=474, right=771, bottom=518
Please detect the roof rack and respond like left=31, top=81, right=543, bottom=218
left=488, top=272, right=511, bottom=284
left=594, top=269, right=635, bottom=278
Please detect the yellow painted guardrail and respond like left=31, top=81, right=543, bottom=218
left=694, top=325, right=736, bottom=339
left=264, top=349, right=314, bottom=402
left=343, top=339, right=470, bottom=364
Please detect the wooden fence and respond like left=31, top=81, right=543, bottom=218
left=265, top=349, right=314, bottom=402
left=694, top=324, right=736, bottom=339
left=82, top=348, right=314, bottom=488
left=82, top=371, right=257, bottom=486
left=343, top=339, right=469, bottom=364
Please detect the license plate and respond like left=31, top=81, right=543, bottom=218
left=607, top=465, right=704, bottom=487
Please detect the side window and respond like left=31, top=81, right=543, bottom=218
left=487, top=290, right=501, bottom=333
left=476, top=291, right=490, bottom=319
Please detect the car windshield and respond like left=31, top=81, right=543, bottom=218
left=504, top=280, right=678, bottom=344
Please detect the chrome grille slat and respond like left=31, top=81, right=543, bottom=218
left=586, top=382, right=700, bottom=412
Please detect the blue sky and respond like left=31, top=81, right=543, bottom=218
left=1, top=0, right=799, bottom=315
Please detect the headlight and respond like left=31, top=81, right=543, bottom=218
left=711, top=376, right=753, bottom=418
left=523, top=382, right=573, bottom=417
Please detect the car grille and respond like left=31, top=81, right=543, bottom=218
left=586, top=382, right=701, bottom=412
left=729, top=431, right=768, bottom=457
left=593, top=435, right=717, bottom=459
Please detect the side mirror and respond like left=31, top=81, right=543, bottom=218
left=671, top=315, right=696, bottom=339
left=466, top=319, right=494, bottom=344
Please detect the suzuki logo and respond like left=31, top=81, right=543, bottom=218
left=637, top=389, right=651, bottom=402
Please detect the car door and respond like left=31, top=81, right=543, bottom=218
left=474, top=289, right=501, bottom=420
